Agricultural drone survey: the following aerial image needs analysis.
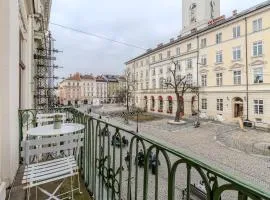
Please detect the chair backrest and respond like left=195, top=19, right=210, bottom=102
left=36, top=113, right=66, bottom=126
left=21, top=132, right=84, bottom=165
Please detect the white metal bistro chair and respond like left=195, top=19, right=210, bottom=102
left=36, top=113, right=67, bottom=126
left=21, top=132, right=84, bottom=200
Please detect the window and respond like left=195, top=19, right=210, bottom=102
left=216, top=73, right=223, bottom=86
left=187, top=43, right=192, bottom=51
left=217, top=99, right=223, bottom=111
left=152, top=69, right=155, bottom=76
left=159, top=68, right=163, bottom=75
left=216, top=33, right=222, bottom=44
left=146, top=58, right=149, bottom=65
left=201, top=38, right=207, bottom=48
left=167, top=66, right=171, bottom=73
left=253, top=18, right=262, bottom=32
left=201, top=55, right=207, bottom=65
left=141, top=60, right=143, bottom=66
left=152, top=79, right=156, bottom=89
left=253, top=41, right=263, bottom=56
left=233, top=47, right=241, bottom=61
left=233, top=70, right=241, bottom=85
left=159, top=53, right=163, bottom=61
left=140, top=71, right=143, bottom=79
left=176, top=47, right=181, bottom=55
left=159, top=78, right=164, bottom=89
left=254, top=100, right=263, bottom=114
left=167, top=51, right=171, bottom=58
left=253, top=67, right=263, bottom=83
left=186, top=74, right=193, bottom=86
left=141, top=83, right=143, bottom=90
left=136, top=72, right=138, bottom=80
left=201, top=74, right=207, bottom=87
left=202, top=99, right=207, bottom=110
left=216, top=51, right=223, bottom=63
left=152, top=56, right=156, bottom=63
left=146, top=82, right=149, bottom=89
left=233, top=26, right=241, bottom=38
left=187, top=59, right=193, bottom=69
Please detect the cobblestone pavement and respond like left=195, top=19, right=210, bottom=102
left=77, top=106, right=270, bottom=199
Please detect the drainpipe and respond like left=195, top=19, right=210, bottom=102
left=196, top=35, right=200, bottom=120
left=245, top=17, right=249, bottom=121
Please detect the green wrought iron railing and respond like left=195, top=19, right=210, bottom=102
left=18, top=107, right=270, bottom=200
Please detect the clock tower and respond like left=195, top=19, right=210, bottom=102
left=182, top=0, right=220, bottom=35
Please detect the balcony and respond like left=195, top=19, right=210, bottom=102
left=11, top=107, right=270, bottom=199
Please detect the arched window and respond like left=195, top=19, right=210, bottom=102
left=167, top=96, right=173, bottom=114
left=151, top=96, right=155, bottom=111
left=158, top=96, right=163, bottom=112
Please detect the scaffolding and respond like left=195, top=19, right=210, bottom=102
left=33, top=15, right=60, bottom=111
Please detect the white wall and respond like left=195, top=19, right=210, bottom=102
left=0, top=0, right=20, bottom=191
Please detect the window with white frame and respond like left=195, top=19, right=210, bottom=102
left=186, top=74, right=193, bottom=86
left=146, top=82, right=149, bottom=89
left=253, top=67, right=263, bottom=83
left=216, top=51, right=223, bottom=63
left=201, top=55, right=207, bottom=65
left=187, top=59, right=193, bottom=69
left=141, top=83, right=143, bottom=90
left=201, top=74, right=207, bottom=87
left=159, top=68, right=163, bottom=75
left=167, top=51, right=171, bottom=58
left=216, top=32, right=222, bottom=44
left=176, top=47, right=181, bottom=55
left=159, top=78, right=164, bottom=89
left=201, top=38, right=207, bottom=48
left=152, top=79, right=156, bottom=89
left=146, top=58, right=149, bottom=65
left=254, top=100, right=263, bottom=114
left=233, top=47, right=241, bottom=61
left=253, top=18, right=262, bottom=32
left=202, top=99, right=207, bottom=110
left=216, top=73, right=223, bottom=86
left=233, top=26, right=241, bottom=38
left=152, top=69, right=155, bottom=76
left=152, top=56, right=156, bottom=63
left=140, top=71, right=143, bottom=79
left=146, top=70, right=149, bottom=77
left=159, top=53, right=163, bottom=61
left=233, top=70, right=241, bottom=85
left=217, top=99, right=223, bottom=111
left=253, top=41, right=263, bottom=56
left=187, top=43, right=192, bottom=51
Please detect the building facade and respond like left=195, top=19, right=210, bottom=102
left=0, top=0, right=52, bottom=198
left=103, top=75, right=119, bottom=103
left=125, top=0, right=270, bottom=124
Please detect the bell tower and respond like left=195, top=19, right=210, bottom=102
left=182, top=0, right=220, bottom=35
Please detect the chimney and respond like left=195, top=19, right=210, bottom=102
left=170, top=38, right=175, bottom=43
left=233, top=10, right=237, bottom=16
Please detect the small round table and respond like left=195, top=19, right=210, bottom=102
left=27, top=123, right=85, bottom=137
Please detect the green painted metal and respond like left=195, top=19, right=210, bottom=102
left=18, top=107, right=270, bottom=200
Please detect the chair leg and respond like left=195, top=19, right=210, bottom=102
left=70, top=176, right=74, bottom=200
left=77, top=174, right=82, bottom=194
left=35, top=186, right=38, bottom=200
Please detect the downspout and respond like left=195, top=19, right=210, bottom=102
left=196, top=35, right=200, bottom=118
left=245, top=17, right=249, bottom=121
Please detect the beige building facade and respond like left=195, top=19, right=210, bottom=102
left=126, top=0, right=270, bottom=125
left=0, top=0, right=51, bottom=198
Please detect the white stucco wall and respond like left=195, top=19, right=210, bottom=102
left=0, top=0, right=20, bottom=191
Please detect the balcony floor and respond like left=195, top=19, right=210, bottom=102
left=6, top=166, right=92, bottom=200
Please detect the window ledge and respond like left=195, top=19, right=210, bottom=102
left=215, top=62, right=224, bottom=65
left=251, top=55, right=264, bottom=59
left=231, top=59, right=242, bottom=63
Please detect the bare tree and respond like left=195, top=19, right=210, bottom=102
left=164, top=59, right=199, bottom=122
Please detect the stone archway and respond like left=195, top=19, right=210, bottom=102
left=232, top=97, right=244, bottom=118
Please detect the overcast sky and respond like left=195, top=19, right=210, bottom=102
left=50, top=0, right=266, bottom=79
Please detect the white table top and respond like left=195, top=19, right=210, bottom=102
left=27, top=123, right=85, bottom=136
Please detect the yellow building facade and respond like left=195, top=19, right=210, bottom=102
left=125, top=1, right=270, bottom=125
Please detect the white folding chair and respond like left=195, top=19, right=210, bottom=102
left=21, top=132, right=84, bottom=200
left=36, top=113, right=66, bottom=127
